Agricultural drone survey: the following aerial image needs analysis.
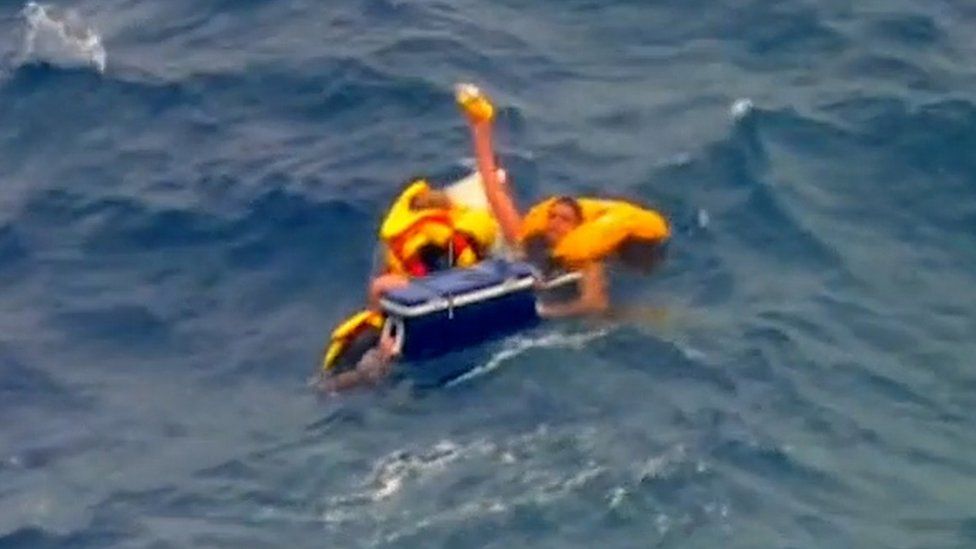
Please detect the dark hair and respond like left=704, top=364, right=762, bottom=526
left=551, top=196, right=583, bottom=222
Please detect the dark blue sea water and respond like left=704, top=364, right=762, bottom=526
left=2, top=1, right=976, bottom=547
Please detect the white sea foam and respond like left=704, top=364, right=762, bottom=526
left=697, top=208, right=710, bottom=229
left=18, top=2, right=106, bottom=73
left=730, top=97, right=754, bottom=120
left=447, top=328, right=610, bottom=386
left=323, top=425, right=721, bottom=545
left=364, top=440, right=465, bottom=501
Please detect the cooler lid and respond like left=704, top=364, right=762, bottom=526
left=380, top=259, right=536, bottom=317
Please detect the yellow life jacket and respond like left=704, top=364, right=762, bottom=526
left=322, top=310, right=385, bottom=373
left=519, top=198, right=670, bottom=268
left=379, top=180, right=498, bottom=276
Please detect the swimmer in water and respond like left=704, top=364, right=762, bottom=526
left=457, top=84, right=609, bottom=318
left=366, top=184, right=458, bottom=310
left=316, top=320, right=400, bottom=393
left=456, top=83, right=670, bottom=318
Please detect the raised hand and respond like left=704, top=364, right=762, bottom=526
left=455, top=83, right=495, bottom=124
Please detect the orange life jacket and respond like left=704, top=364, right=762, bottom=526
left=322, top=310, right=385, bottom=373
left=380, top=181, right=492, bottom=276
left=519, top=197, right=670, bottom=269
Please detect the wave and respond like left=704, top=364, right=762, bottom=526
left=15, top=2, right=106, bottom=74
left=316, top=423, right=729, bottom=546
left=446, top=328, right=610, bottom=387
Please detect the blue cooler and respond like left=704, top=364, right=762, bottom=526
left=379, top=259, right=541, bottom=360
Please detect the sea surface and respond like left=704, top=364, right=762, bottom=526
left=2, top=1, right=975, bottom=547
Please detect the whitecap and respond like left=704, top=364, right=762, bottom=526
left=607, top=486, right=628, bottom=509
left=361, top=440, right=465, bottom=501
left=697, top=208, right=710, bottom=229
left=638, top=444, right=687, bottom=481
left=17, top=2, right=106, bottom=73
left=730, top=98, right=754, bottom=120
left=447, top=328, right=610, bottom=386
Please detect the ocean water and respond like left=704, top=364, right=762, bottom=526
left=2, top=0, right=976, bottom=547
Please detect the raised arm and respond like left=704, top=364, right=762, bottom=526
left=455, top=84, right=523, bottom=246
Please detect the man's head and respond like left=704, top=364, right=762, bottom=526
left=409, top=188, right=452, bottom=211
left=545, top=196, right=583, bottom=245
